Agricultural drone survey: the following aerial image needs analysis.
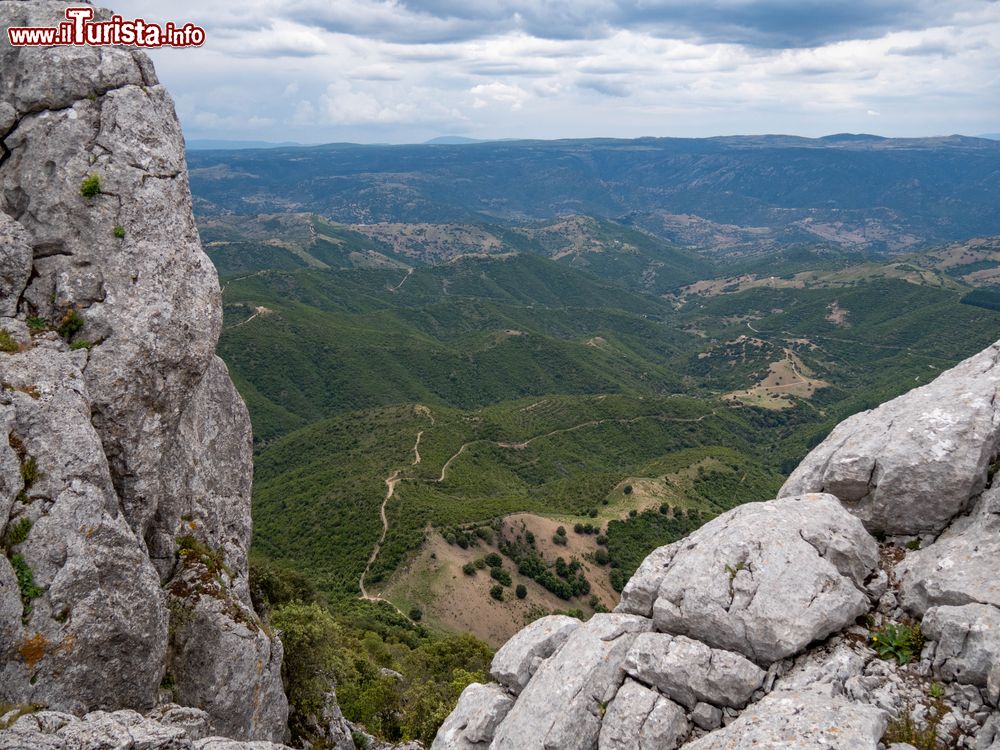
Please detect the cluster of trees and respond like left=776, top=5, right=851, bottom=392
left=251, top=558, right=492, bottom=747
left=498, top=533, right=592, bottom=600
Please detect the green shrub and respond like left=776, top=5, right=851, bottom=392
left=408, top=608, right=422, bottom=622
left=515, top=584, right=527, bottom=599
left=870, top=622, right=923, bottom=666
left=555, top=526, right=566, bottom=537
left=351, top=731, right=371, bottom=749
left=594, top=548, right=610, bottom=566
left=271, top=602, right=341, bottom=719
left=473, top=557, right=487, bottom=570
left=249, top=557, right=317, bottom=613
left=11, top=554, right=43, bottom=612
left=20, top=457, right=38, bottom=488
left=623, top=485, right=633, bottom=495
left=489, top=584, right=504, bottom=601
left=56, top=310, right=84, bottom=341
left=552, top=534, right=568, bottom=546
left=3, top=517, right=32, bottom=549
left=70, top=340, right=93, bottom=351
left=489, top=567, right=511, bottom=586
left=113, top=225, right=126, bottom=239
left=462, top=562, right=476, bottom=576
left=484, top=553, right=502, bottom=568
left=0, top=329, right=18, bottom=353
left=79, top=174, right=101, bottom=198
left=176, top=535, right=229, bottom=577
left=883, top=700, right=948, bottom=749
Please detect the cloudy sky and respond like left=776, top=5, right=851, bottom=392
left=112, top=0, right=1000, bottom=144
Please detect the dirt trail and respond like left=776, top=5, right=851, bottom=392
left=359, top=403, right=727, bottom=613
left=224, top=306, right=272, bottom=330
left=412, top=430, right=423, bottom=466
left=391, top=267, right=414, bottom=292
left=435, top=410, right=720, bottom=483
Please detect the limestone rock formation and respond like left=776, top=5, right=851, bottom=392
left=432, top=337, right=1000, bottom=749
left=780, top=341, right=1000, bottom=535
left=0, top=707, right=292, bottom=750
left=0, top=1, right=286, bottom=743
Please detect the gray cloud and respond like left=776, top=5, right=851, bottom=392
left=577, top=76, right=630, bottom=96
left=273, top=0, right=986, bottom=47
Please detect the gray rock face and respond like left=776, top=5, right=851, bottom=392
left=923, top=604, right=1000, bottom=692
left=615, top=543, right=678, bottom=618
left=0, top=346, right=167, bottom=713
left=489, top=615, right=579, bottom=695
left=623, top=633, right=764, bottom=710
left=780, top=342, right=1000, bottom=535
left=651, top=494, right=877, bottom=664
left=490, top=614, right=651, bottom=750
left=598, top=679, right=688, bottom=750
left=0, top=708, right=293, bottom=750
left=681, top=687, right=887, bottom=749
left=899, top=487, right=1000, bottom=615
left=0, top=1, right=286, bottom=741
left=0, top=213, right=30, bottom=318
left=431, top=683, right=513, bottom=750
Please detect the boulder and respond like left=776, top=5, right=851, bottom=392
left=489, top=615, right=579, bottom=695
left=899, top=487, right=1000, bottom=615
left=615, top=543, right=678, bottom=618
left=780, top=341, right=1000, bottom=535
left=623, top=633, right=765, bottom=710
left=922, top=604, right=1000, bottom=695
left=680, top=687, right=887, bottom=749
left=489, top=613, right=652, bottom=750
left=0, top=708, right=293, bottom=750
left=431, top=683, right=513, bottom=750
left=598, top=678, right=688, bottom=750
left=650, top=494, right=877, bottom=664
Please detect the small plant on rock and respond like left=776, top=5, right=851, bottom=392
left=870, top=622, right=923, bottom=665
left=0, top=329, right=18, bottom=353
left=56, top=309, right=84, bottom=341
left=26, top=317, right=48, bottom=334
left=79, top=173, right=101, bottom=198
left=3, top=517, right=32, bottom=550
left=112, top=225, right=126, bottom=239
left=883, top=699, right=949, bottom=749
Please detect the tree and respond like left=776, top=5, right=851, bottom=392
left=515, top=584, right=527, bottom=599
left=490, top=585, right=504, bottom=601
left=409, top=607, right=423, bottom=622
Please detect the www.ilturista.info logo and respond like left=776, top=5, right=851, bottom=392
left=7, top=6, right=205, bottom=47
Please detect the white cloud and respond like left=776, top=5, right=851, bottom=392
left=111, top=0, right=1000, bottom=141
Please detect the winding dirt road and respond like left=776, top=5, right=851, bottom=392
left=357, top=403, right=728, bottom=614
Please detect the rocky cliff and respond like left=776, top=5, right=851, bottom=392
left=0, top=2, right=288, bottom=747
left=432, top=341, right=1000, bottom=749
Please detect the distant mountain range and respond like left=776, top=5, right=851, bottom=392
left=186, top=139, right=308, bottom=150
left=187, top=134, right=1000, bottom=255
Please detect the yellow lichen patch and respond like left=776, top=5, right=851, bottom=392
left=18, top=632, right=48, bottom=670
